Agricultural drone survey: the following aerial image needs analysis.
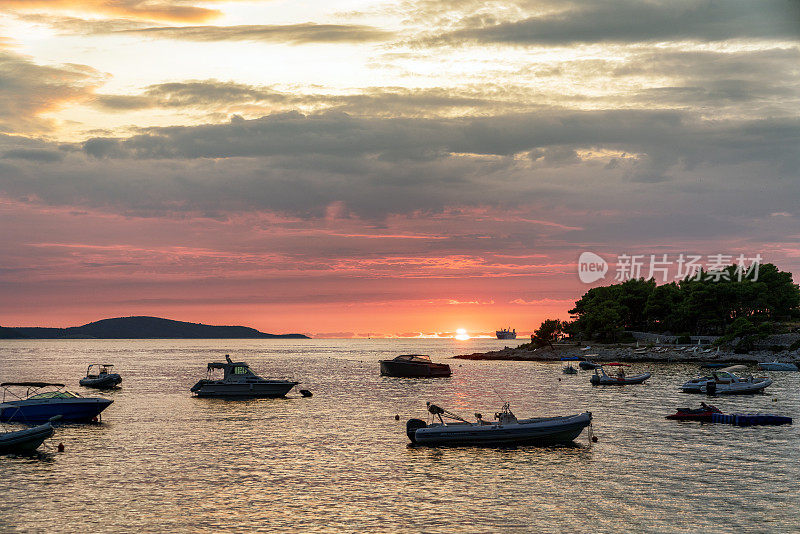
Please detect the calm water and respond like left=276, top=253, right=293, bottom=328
left=1, top=339, right=798, bottom=533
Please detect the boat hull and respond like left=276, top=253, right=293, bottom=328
left=579, top=361, right=599, bottom=370
left=0, top=398, right=112, bottom=424
left=681, top=378, right=772, bottom=395
left=0, top=422, right=54, bottom=454
left=379, top=361, right=451, bottom=378
left=411, top=413, right=591, bottom=446
left=79, top=374, right=122, bottom=388
left=758, top=362, right=798, bottom=371
left=190, top=380, right=298, bottom=397
left=591, top=373, right=651, bottom=385
left=666, top=407, right=721, bottom=422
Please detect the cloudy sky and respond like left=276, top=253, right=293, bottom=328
left=0, top=0, right=798, bottom=337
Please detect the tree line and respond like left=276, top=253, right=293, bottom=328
left=530, top=263, right=799, bottom=347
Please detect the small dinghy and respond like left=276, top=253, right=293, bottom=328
left=681, top=366, right=772, bottom=395
left=757, top=361, right=798, bottom=371
left=79, top=364, right=122, bottom=389
left=666, top=403, right=722, bottom=422
left=590, top=364, right=650, bottom=385
left=561, top=358, right=578, bottom=374
left=406, top=402, right=592, bottom=446
left=0, top=412, right=60, bottom=455
left=579, top=359, right=600, bottom=370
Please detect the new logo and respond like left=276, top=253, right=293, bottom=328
left=578, top=252, right=608, bottom=283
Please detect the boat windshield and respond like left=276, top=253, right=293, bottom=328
left=28, top=391, right=80, bottom=399
left=395, top=354, right=431, bottom=362
left=232, top=366, right=252, bottom=375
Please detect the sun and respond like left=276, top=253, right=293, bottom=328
left=455, top=328, right=470, bottom=341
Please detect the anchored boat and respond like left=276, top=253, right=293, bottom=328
left=590, top=365, right=651, bottom=385
left=406, top=402, right=591, bottom=446
left=190, top=355, right=298, bottom=397
left=0, top=413, right=60, bottom=455
left=496, top=328, right=516, bottom=340
left=757, top=361, right=798, bottom=371
left=0, top=383, right=112, bottom=424
left=681, top=366, right=772, bottom=395
left=379, top=354, right=451, bottom=378
left=0, top=420, right=54, bottom=455
left=666, top=403, right=722, bottom=422
left=79, top=364, right=122, bottom=389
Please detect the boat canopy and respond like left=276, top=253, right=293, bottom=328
left=1, top=382, right=66, bottom=388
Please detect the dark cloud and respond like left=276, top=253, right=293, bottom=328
left=93, top=80, right=290, bottom=111
left=76, top=110, right=799, bottom=173
left=0, top=109, right=795, bottom=224
left=91, top=79, right=504, bottom=116
left=117, top=23, right=394, bottom=44
left=2, top=148, right=64, bottom=162
left=427, top=0, right=800, bottom=46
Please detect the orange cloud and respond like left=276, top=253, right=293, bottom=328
left=0, top=51, right=107, bottom=133
left=0, top=0, right=222, bottom=23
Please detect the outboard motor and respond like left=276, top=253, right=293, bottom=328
left=406, top=419, right=427, bottom=443
left=705, top=381, right=716, bottom=395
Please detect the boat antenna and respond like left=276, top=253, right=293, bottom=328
left=491, top=387, right=509, bottom=407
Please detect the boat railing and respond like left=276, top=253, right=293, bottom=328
left=1, top=383, right=67, bottom=402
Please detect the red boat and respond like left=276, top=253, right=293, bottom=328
left=666, top=403, right=721, bottom=422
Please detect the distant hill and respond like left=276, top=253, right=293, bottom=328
left=0, top=316, right=309, bottom=339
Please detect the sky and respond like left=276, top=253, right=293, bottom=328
left=0, top=0, right=799, bottom=337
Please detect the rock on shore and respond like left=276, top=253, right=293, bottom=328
left=455, top=343, right=800, bottom=364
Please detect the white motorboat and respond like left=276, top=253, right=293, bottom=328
left=590, top=365, right=651, bottom=385
left=79, top=364, right=122, bottom=389
left=758, top=361, right=798, bottom=371
left=406, top=402, right=592, bottom=446
left=681, top=366, right=773, bottom=395
left=190, top=355, right=298, bottom=397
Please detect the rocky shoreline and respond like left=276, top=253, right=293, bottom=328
left=455, top=343, right=800, bottom=364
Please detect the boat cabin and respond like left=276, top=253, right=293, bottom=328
left=205, top=355, right=261, bottom=382
left=85, top=364, right=115, bottom=378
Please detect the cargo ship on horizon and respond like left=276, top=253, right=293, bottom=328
left=496, top=328, right=516, bottom=339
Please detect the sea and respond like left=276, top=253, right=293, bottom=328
left=1, top=339, right=798, bottom=533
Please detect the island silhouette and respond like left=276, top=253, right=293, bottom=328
left=0, top=316, right=309, bottom=339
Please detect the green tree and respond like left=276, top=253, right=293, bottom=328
left=531, top=319, right=563, bottom=348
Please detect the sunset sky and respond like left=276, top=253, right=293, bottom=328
left=1, top=0, right=798, bottom=337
